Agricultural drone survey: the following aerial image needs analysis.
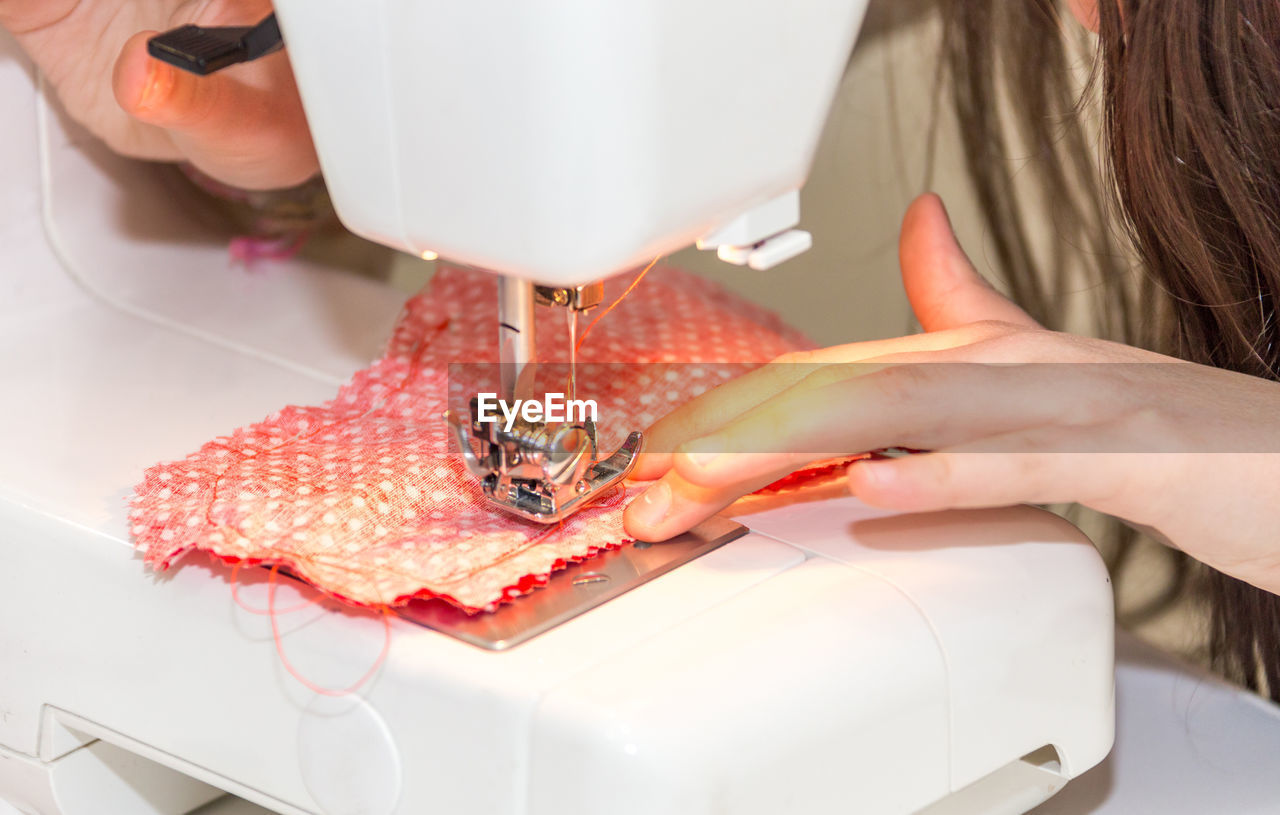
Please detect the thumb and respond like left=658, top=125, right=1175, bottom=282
left=112, top=30, right=318, bottom=190
left=899, top=193, right=1039, bottom=332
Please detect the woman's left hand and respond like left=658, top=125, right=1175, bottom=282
left=624, top=194, right=1280, bottom=596
left=1, top=0, right=317, bottom=190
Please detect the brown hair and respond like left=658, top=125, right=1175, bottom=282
left=937, top=0, right=1280, bottom=698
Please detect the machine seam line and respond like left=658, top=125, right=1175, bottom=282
left=749, top=527, right=957, bottom=790
left=519, top=533, right=810, bottom=814
left=33, top=74, right=346, bottom=389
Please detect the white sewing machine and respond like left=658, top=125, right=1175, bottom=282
left=0, top=3, right=1117, bottom=814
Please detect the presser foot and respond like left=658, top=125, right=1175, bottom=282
left=446, top=405, right=643, bottom=524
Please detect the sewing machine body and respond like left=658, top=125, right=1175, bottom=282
left=2, top=496, right=1113, bottom=815
left=269, top=0, right=869, bottom=285
left=0, top=29, right=1115, bottom=815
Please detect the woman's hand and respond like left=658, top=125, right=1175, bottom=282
left=625, top=193, right=1280, bottom=596
left=1, top=0, right=317, bottom=189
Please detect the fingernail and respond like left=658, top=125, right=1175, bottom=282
left=850, top=461, right=893, bottom=489
left=137, top=59, right=173, bottom=112
left=688, top=451, right=718, bottom=469
left=633, top=481, right=672, bottom=525
left=682, top=436, right=722, bottom=470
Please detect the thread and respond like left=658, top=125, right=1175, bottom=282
left=230, top=561, right=392, bottom=697
left=230, top=560, right=323, bottom=615
left=267, top=565, right=393, bottom=697
left=576, top=256, right=660, bottom=351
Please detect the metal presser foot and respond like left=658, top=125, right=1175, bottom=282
left=447, top=402, right=643, bottom=524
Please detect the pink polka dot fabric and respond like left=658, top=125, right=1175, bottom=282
left=130, top=265, right=812, bottom=612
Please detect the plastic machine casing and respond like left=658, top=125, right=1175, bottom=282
left=269, top=0, right=870, bottom=283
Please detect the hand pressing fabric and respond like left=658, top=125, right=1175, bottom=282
left=626, top=194, right=1280, bottom=598
left=130, top=265, right=814, bottom=612
left=0, top=0, right=316, bottom=190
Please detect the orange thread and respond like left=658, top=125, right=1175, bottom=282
left=267, top=564, right=393, bottom=697
left=230, top=561, right=325, bottom=615
left=575, top=256, right=660, bottom=352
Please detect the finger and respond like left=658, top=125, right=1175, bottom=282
left=112, top=30, right=318, bottom=189
left=630, top=359, right=822, bottom=481
left=900, top=193, right=1040, bottom=331
left=670, top=362, right=1120, bottom=489
left=630, top=323, right=1009, bottom=482
left=623, top=468, right=786, bottom=542
left=847, top=425, right=1147, bottom=516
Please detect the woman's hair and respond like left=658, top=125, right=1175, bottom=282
left=938, top=0, right=1280, bottom=698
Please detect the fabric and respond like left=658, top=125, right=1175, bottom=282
left=130, top=265, right=812, bottom=612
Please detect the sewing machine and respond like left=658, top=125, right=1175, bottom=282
left=145, top=1, right=866, bottom=523
left=0, top=4, right=1117, bottom=814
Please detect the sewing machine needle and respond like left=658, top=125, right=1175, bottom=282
left=567, top=308, right=578, bottom=404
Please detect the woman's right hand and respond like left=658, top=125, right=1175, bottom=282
left=625, top=194, right=1280, bottom=599
left=1, top=0, right=317, bottom=190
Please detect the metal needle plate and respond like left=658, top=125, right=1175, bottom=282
left=396, top=516, right=748, bottom=650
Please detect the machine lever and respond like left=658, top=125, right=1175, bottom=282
left=148, top=13, right=284, bottom=75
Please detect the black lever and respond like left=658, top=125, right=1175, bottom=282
left=147, top=13, right=283, bottom=75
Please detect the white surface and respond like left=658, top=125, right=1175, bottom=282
left=0, top=39, right=403, bottom=537
left=270, top=0, right=869, bottom=284
left=194, top=631, right=1280, bottom=815
left=295, top=698, right=400, bottom=815
left=1030, top=632, right=1280, bottom=814
left=746, top=503, right=1116, bottom=789
left=529, top=554, right=952, bottom=815
left=0, top=740, right=222, bottom=815
left=3, top=26, right=1114, bottom=815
